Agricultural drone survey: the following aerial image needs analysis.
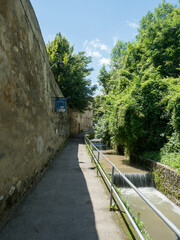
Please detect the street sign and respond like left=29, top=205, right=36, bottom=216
left=55, top=97, right=66, bottom=113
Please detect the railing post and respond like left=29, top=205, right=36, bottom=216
left=86, top=138, right=90, bottom=155
left=91, top=144, right=95, bottom=162
left=110, top=166, right=114, bottom=206
left=97, top=151, right=100, bottom=176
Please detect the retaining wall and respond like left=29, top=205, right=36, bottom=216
left=130, top=155, right=180, bottom=206
left=0, top=0, right=69, bottom=225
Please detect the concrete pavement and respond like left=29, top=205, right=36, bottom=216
left=0, top=137, right=126, bottom=240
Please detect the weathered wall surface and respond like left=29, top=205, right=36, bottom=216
left=152, top=163, right=180, bottom=206
left=70, top=107, right=93, bottom=135
left=0, top=0, right=69, bottom=223
left=130, top=155, right=180, bottom=206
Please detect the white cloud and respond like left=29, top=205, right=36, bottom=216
left=99, top=58, right=111, bottom=66
left=83, top=39, right=110, bottom=58
left=92, top=51, right=102, bottom=58
left=126, top=20, right=139, bottom=29
left=86, top=47, right=102, bottom=58
left=91, top=39, right=109, bottom=52
left=89, top=39, right=99, bottom=47
left=100, top=44, right=109, bottom=51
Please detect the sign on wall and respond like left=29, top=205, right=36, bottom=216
left=55, top=97, right=66, bottom=113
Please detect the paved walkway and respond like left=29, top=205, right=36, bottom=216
left=0, top=137, right=125, bottom=240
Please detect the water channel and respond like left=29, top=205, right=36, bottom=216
left=92, top=140, right=180, bottom=240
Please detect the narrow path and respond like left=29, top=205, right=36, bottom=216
left=0, top=137, right=125, bottom=240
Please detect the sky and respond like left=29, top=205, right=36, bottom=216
left=30, top=0, right=179, bottom=93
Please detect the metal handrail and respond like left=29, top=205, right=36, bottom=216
left=85, top=136, right=180, bottom=240
left=85, top=139, right=145, bottom=240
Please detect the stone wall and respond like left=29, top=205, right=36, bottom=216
left=70, top=107, right=93, bottom=135
left=0, top=0, right=69, bottom=224
left=130, top=155, right=180, bottom=206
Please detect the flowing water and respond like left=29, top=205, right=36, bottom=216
left=113, top=173, right=154, bottom=188
left=120, top=187, right=180, bottom=240
left=92, top=140, right=180, bottom=240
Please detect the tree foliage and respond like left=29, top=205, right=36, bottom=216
left=137, top=2, right=180, bottom=78
left=97, top=66, right=110, bottom=94
left=94, top=1, right=180, bottom=167
left=111, top=40, right=128, bottom=69
left=47, top=33, right=96, bottom=112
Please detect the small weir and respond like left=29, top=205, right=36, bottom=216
left=113, top=173, right=154, bottom=188
left=91, top=139, right=180, bottom=240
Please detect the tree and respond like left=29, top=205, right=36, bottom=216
left=137, top=2, right=180, bottom=78
left=97, top=66, right=110, bottom=94
left=47, top=33, right=96, bottom=112
left=111, top=40, right=128, bottom=69
left=94, top=1, right=180, bottom=159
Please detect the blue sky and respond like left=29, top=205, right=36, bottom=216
left=30, top=0, right=179, bottom=93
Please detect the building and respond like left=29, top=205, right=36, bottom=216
left=69, top=106, right=93, bottom=135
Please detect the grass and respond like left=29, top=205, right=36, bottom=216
left=161, top=152, right=180, bottom=172
left=143, top=151, right=180, bottom=173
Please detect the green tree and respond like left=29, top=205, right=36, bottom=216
left=47, top=33, right=96, bottom=112
left=94, top=1, right=180, bottom=162
left=137, top=2, right=180, bottom=78
left=111, top=40, right=128, bottom=69
left=97, top=66, right=110, bottom=93
left=93, top=95, right=105, bottom=124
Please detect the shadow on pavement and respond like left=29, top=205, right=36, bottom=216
left=0, top=138, right=99, bottom=240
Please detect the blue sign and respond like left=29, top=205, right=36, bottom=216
left=55, top=97, right=66, bottom=113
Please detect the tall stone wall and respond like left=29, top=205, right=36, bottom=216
left=0, top=0, right=69, bottom=223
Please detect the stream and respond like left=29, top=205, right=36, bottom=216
left=92, top=140, right=180, bottom=240
left=121, top=187, right=180, bottom=240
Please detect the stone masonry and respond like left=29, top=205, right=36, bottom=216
left=0, top=0, right=70, bottom=225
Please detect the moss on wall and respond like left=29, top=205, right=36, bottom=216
left=130, top=155, right=180, bottom=206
